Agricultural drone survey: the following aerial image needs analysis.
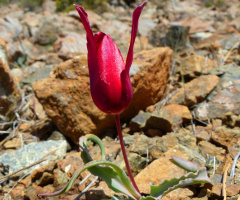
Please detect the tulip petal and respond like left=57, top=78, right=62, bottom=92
left=74, top=5, right=97, bottom=78
left=74, top=4, right=95, bottom=47
left=125, top=1, right=147, bottom=72
left=97, top=35, right=125, bottom=83
left=97, top=35, right=125, bottom=101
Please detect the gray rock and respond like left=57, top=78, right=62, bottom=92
left=194, top=68, right=240, bottom=120
left=128, top=134, right=156, bottom=156
left=0, top=140, right=67, bottom=177
left=129, top=111, right=151, bottom=132
left=145, top=110, right=182, bottom=133
left=0, top=17, right=22, bottom=42
left=178, top=144, right=206, bottom=166
left=116, top=152, right=147, bottom=175
left=54, top=32, right=88, bottom=60
left=165, top=25, right=190, bottom=51
left=149, top=24, right=167, bottom=47
left=218, top=33, right=240, bottom=50
left=129, top=64, right=141, bottom=76
left=6, top=39, right=38, bottom=63
left=138, top=18, right=156, bottom=37
left=47, top=131, right=72, bottom=151
left=34, top=19, right=59, bottom=45
left=23, top=62, right=54, bottom=84
left=211, top=174, right=232, bottom=185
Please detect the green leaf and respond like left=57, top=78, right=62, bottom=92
left=140, top=196, right=155, bottom=200
left=38, top=160, right=140, bottom=199
left=39, top=134, right=141, bottom=199
left=79, top=134, right=141, bottom=199
left=103, top=196, right=133, bottom=200
left=170, top=156, right=201, bottom=172
left=150, top=167, right=212, bottom=199
left=79, top=134, right=106, bottom=161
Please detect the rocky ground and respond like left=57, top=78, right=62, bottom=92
left=0, top=0, right=240, bottom=199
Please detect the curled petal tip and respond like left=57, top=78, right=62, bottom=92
left=141, top=0, right=147, bottom=6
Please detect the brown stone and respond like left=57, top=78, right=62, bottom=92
left=198, top=141, right=225, bottom=158
left=135, top=149, right=192, bottom=195
left=24, top=186, right=39, bottom=200
left=0, top=59, right=21, bottom=117
left=145, top=105, right=192, bottom=133
left=196, top=130, right=210, bottom=142
left=169, top=75, right=220, bottom=107
left=182, top=17, right=215, bottom=34
left=211, top=127, right=240, bottom=149
left=212, top=183, right=240, bottom=197
left=162, top=104, right=192, bottom=123
left=146, top=129, right=163, bottom=137
left=35, top=172, right=54, bottom=186
left=161, top=188, right=194, bottom=200
left=33, top=48, right=172, bottom=143
left=89, top=137, right=120, bottom=162
left=86, top=181, right=117, bottom=199
left=180, top=55, right=218, bottom=78
left=19, top=175, right=32, bottom=188
left=58, top=152, right=83, bottom=176
left=226, top=184, right=240, bottom=196
left=53, top=168, right=69, bottom=187
left=10, top=185, right=25, bottom=198
left=31, top=162, right=56, bottom=182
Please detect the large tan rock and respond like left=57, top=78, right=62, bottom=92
left=33, top=47, right=172, bottom=143
left=135, top=147, right=194, bottom=198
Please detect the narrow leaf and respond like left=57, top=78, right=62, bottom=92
left=79, top=135, right=141, bottom=199
left=38, top=160, right=140, bottom=199
left=140, top=196, right=155, bottom=200
left=150, top=168, right=212, bottom=199
left=170, top=156, right=201, bottom=172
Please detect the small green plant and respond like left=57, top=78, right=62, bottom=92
left=0, top=0, right=9, bottom=5
left=215, top=0, right=225, bottom=7
left=204, top=0, right=225, bottom=8
left=38, top=134, right=212, bottom=199
left=19, top=0, right=42, bottom=11
left=55, top=0, right=110, bottom=12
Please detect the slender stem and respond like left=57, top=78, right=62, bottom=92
left=114, top=114, right=141, bottom=195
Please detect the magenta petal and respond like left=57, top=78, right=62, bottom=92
left=90, top=34, right=127, bottom=114
left=74, top=5, right=95, bottom=47
left=97, top=35, right=125, bottom=83
left=74, top=5, right=98, bottom=78
left=125, top=1, right=147, bottom=72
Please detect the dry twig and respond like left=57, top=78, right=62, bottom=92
left=223, top=163, right=230, bottom=200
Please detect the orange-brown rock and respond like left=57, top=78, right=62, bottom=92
left=180, top=55, right=218, bottom=78
left=145, top=104, right=192, bottom=133
left=33, top=47, right=172, bottom=143
left=135, top=148, right=194, bottom=197
left=162, top=104, right=192, bottom=122
left=211, top=126, right=240, bottom=149
left=169, top=75, right=220, bottom=107
left=212, top=183, right=240, bottom=197
left=0, top=58, right=21, bottom=117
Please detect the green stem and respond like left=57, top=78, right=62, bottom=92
left=114, top=114, right=141, bottom=196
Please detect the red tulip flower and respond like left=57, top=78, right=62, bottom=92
left=74, top=1, right=146, bottom=115
left=74, top=2, right=147, bottom=195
